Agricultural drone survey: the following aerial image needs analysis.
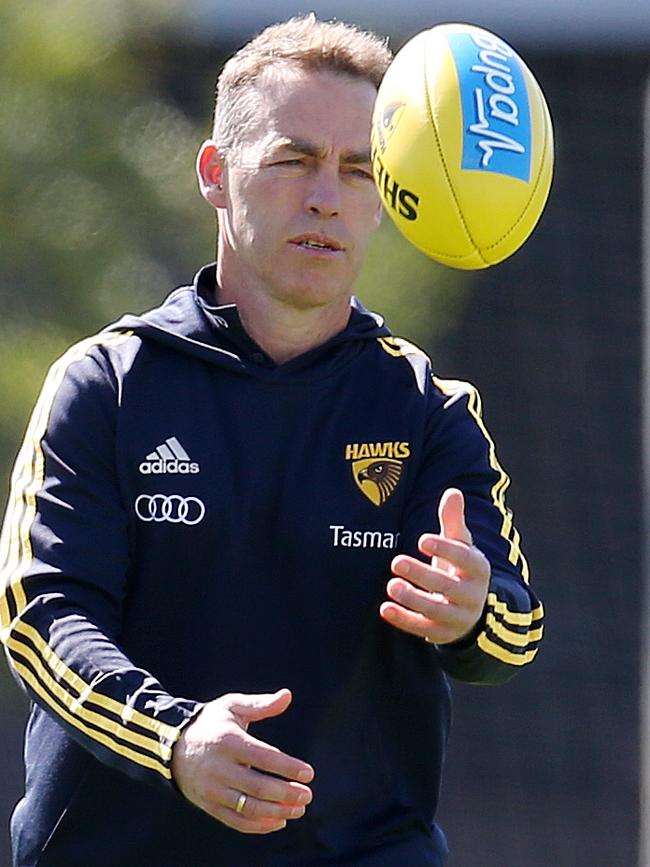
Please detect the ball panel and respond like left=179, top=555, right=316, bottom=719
left=372, top=22, right=554, bottom=269
left=478, top=75, right=554, bottom=265
left=430, top=25, right=547, bottom=261
left=371, top=32, right=479, bottom=266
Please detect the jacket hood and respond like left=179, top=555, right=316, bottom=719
left=106, top=264, right=391, bottom=377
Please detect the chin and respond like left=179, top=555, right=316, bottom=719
left=283, top=280, right=352, bottom=310
left=269, top=267, right=352, bottom=308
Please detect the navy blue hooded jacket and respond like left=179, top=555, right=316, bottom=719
left=0, top=265, right=543, bottom=866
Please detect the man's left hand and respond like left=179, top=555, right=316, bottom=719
left=380, top=488, right=490, bottom=645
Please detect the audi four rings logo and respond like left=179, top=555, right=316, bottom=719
left=135, top=494, right=206, bottom=526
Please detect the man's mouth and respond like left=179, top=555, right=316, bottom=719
left=301, top=239, right=331, bottom=250
left=290, top=234, right=344, bottom=253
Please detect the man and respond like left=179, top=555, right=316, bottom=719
left=0, top=15, right=543, bottom=867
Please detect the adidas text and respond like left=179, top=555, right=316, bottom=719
left=139, top=436, right=199, bottom=475
left=139, top=459, right=199, bottom=475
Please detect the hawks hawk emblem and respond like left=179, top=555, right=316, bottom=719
left=345, top=442, right=410, bottom=506
left=353, top=458, right=404, bottom=506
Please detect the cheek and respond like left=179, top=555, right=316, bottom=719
left=228, top=193, right=263, bottom=247
left=352, top=196, right=384, bottom=244
left=348, top=181, right=381, bottom=217
left=235, top=180, right=292, bottom=242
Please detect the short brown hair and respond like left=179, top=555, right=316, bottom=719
left=213, top=14, right=392, bottom=157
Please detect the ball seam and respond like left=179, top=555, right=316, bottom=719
left=480, top=77, right=553, bottom=254
left=423, top=35, right=489, bottom=266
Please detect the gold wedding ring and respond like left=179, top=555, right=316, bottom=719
left=235, top=793, right=247, bottom=814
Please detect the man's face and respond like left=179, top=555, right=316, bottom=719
left=210, top=68, right=382, bottom=310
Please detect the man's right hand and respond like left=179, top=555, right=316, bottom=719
left=171, top=688, right=314, bottom=834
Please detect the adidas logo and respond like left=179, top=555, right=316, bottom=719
left=139, top=437, right=200, bottom=475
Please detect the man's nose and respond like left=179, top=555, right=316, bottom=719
left=303, top=165, right=341, bottom=218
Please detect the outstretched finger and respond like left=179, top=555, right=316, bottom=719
left=379, top=600, right=458, bottom=645
left=229, top=688, right=293, bottom=726
left=228, top=729, right=314, bottom=783
left=437, top=488, right=472, bottom=545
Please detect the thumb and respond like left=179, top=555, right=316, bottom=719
left=229, top=688, right=293, bottom=725
left=438, top=488, right=472, bottom=545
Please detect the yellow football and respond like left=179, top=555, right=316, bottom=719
left=371, top=23, right=554, bottom=269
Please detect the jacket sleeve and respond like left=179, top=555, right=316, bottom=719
left=401, top=374, right=544, bottom=685
left=0, top=332, right=203, bottom=789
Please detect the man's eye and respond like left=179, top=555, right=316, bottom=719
left=266, top=159, right=307, bottom=176
left=347, top=168, right=374, bottom=181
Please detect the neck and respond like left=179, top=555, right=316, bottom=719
left=215, top=261, right=351, bottom=365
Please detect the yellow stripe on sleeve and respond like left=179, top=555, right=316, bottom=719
left=10, top=657, right=172, bottom=778
left=477, top=632, right=539, bottom=666
left=0, top=330, right=181, bottom=778
left=433, top=377, right=531, bottom=583
left=0, top=591, right=9, bottom=630
left=485, top=612, right=544, bottom=648
left=13, top=620, right=179, bottom=744
left=0, top=331, right=132, bottom=631
left=487, top=592, right=544, bottom=626
left=377, top=336, right=429, bottom=361
left=7, top=634, right=174, bottom=770
left=478, top=591, right=544, bottom=664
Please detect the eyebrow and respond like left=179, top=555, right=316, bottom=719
left=274, top=137, right=371, bottom=165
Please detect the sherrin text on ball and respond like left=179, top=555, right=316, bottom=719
left=371, top=23, right=554, bottom=269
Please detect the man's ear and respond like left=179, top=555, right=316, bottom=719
left=196, top=140, right=226, bottom=208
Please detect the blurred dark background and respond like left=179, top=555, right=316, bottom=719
left=1, top=1, right=648, bottom=865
